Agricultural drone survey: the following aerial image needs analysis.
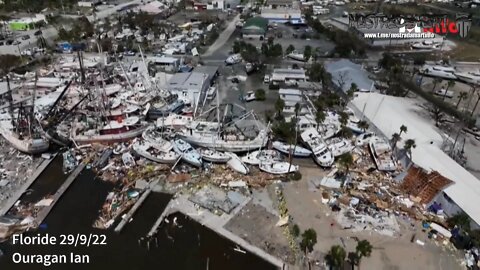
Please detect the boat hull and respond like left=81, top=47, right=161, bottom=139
left=72, top=125, right=150, bottom=145
left=226, top=152, right=249, bottom=175
left=0, top=128, right=49, bottom=154
left=272, top=141, right=312, bottom=157
left=177, top=134, right=267, bottom=153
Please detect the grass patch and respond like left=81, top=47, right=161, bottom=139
left=450, top=41, right=480, bottom=61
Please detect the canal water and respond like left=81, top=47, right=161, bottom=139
left=0, top=160, right=277, bottom=270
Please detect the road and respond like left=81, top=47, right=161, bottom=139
left=202, top=14, right=240, bottom=57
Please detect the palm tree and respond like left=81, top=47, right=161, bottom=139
left=399, top=124, right=407, bottom=136
left=391, top=132, right=401, bottom=151
left=431, top=78, right=442, bottom=93
left=442, top=80, right=455, bottom=100
left=470, top=88, right=480, bottom=117
left=338, top=153, right=354, bottom=175
left=357, top=120, right=369, bottom=132
left=338, top=111, right=349, bottom=127
left=456, top=91, right=468, bottom=109
left=315, top=110, right=325, bottom=132
left=325, top=245, right=346, bottom=270
left=355, top=240, right=373, bottom=269
left=404, top=139, right=417, bottom=160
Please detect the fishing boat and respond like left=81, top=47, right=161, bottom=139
left=326, top=137, right=354, bottom=157
left=142, top=127, right=173, bottom=152
left=242, top=150, right=280, bottom=165
left=225, top=152, right=249, bottom=175
left=198, top=149, right=231, bottom=163
left=225, top=54, right=242, bottom=65
left=71, top=116, right=150, bottom=145
left=122, top=152, right=136, bottom=168
left=132, top=140, right=179, bottom=164
left=272, top=141, right=312, bottom=157
left=259, top=162, right=299, bottom=174
left=172, top=139, right=202, bottom=167
left=368, top=137, right=397, bottom=172
left=301, top=128, right=334, bottom=167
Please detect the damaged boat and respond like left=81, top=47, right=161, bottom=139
left=301, top=128, right=334, bottom=167
left=172, top=139, right=202, bottom=167
left=272, top=141, right=312, bottom=157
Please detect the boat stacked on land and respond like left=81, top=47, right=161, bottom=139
left=226, top=152, right=249, bottom=175
left=368, top=137, right=397, bottom=172
left=259, top=162, right=299, bottom=174
left=198, top=149, right=231, bottom=163
left=132, top=140, right=179, bottom=164
left=242, top=150, right=281, bottom=165
left=142, top=127, right=173, bottom=152
left=272, top=141, right=312, bottom=157
left=326, top=137, right=354, bottom=157
left=301, top=128, right=334, bottom=167
left=172, top=139, right=202, bottom=167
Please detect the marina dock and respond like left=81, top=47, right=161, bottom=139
left=147, top=195, right=285, bottom=269
left=34, top=162, right=86, bottom=226
left=0, top=154, right=58, bottom=216
left=114, top=179, right=158, bottom=233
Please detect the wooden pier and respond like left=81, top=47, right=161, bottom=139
left=114, top=179, right=158, bottom=233
left=34, top=162, right=86, bottom=226
left=0, top=154, right=58, bottom=216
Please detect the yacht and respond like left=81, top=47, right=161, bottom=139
left=301, top=128, right=334, bottom=167
left=454, top=71, right=480, bottom=85
left=368, top=137, right=397, bottom=172
left=420, top=65, right=457, bottom=80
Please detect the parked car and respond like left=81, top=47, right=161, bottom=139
left=123, top=50, right=136, bottom=56
left=243, top=91, right=256, bottom=102
left=12, top=40, right=20, bottom=45
left=21, top=35, right=30, bottom=40
left=263, top=75, right=270, bottom=84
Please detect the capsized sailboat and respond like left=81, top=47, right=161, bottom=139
left=172, top=139, right=202, bottom=167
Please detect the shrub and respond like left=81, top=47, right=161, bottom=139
left=290, top=171, right=302, bottom=181
left=255, top=88, right=266, bottom=101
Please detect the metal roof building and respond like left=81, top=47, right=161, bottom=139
left=166, top=72, right=210, bottom=105
left=271, top=68, right=306, bottom=82
left=325, top=59, right=376, bottom=93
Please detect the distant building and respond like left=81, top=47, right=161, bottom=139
left=138, top=0, right=167, bottom=14
left=148, top=56, right=180, bottom=72
left=271, top=68, right=307, bottom=83
left=192, top=0, right=225, bottom=10
left=8, top=15, right=47, bottom=31
left=265, top=0, right=294, bottom=8
left=279, top=88, right=303, bottom=103
left=241, top=17, right=268, bottom=40
left=77, top=0, right=102, bottom=7
left=166, top=72, right=211, bottom=104
left=325, top=59, right=376, bottom=93
left=260, top=8, right=304, bottom=24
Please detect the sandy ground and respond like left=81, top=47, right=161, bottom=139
left=282, top=166, right=464, bottom=270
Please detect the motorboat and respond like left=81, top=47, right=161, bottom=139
left=242, top=150, right=281, bottom=165
left=419, top=65, right=457, bottom=80
left=122, top=152, right=136, bottom=168
left=132, top=140, right=179, bottom=164
left=259, top=162, right=299, bottom=174
left=225, top=54, right=242, bottom=65
left=142, top=127, right=173, bottom=152
left=411, top=40, right=436, bottom=50
left=368, top=137, right=397, bottom=172
left=346, top=121, right=364, bottom=134
left=318, top=122, right=341, bottom=139
left=225, top=152, right=249, bottom=175
left=272, top=141, right=312, bottom=157
left=287, top=52, right=308, bottom=62
left=198, top=149, right=231, bottom=163
left=172, top=139, right=202, bottom=167
left=326, top=137, right=354, bottom=157
left=301, top=128, right=334, bottom=167
left=355, top=132, right=375, bottom=146
left=454, top=71, right=480, bottom=85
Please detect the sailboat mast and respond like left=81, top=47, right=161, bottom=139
left=29, top=73, right=38, bottom=138
left=6, top=75, right=14, bottom=126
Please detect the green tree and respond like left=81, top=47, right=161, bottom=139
left=291, top=224, right=300, bottom=237
left=315, top=110, right=326, bottom=132
left=303, top=45, right=312, bottom=61
left=443, top=80, right=455, bottom=100
left=399, top=124, right=407, bottom=136
left=391, top=132, right=401, bottom=152
left=379, top=53, right=397, bottom=71
left=300, top=228, right=317, bottom=253
left=308, top=63, right=326, bottom=83
left=286, top=44, right=295, bottom=55
left=404, top=139, right=416, bottom=159
left=355, top=240, right=373, bottom=268
left=274, top=97, right=285, bottom=114
left=413, top=54, right=426, bottom=66
left=339, top=111, right=349, bottom=127
left=338, top=153, right=354, bottom=174
left=431, top=78, right=443, bottom=93
left=255, top=88, right=266, bottom=101
left=447, top=213, right=471, bottom=231
left=456, top=91, right=468, bottom=109
left=325, top=245, right=346, bottom=270
left=0, top=54, right=22, bottom=75
left=358, top=120, right=369, bottom=132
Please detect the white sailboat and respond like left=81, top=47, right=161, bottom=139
left=272, top=141, right=312, bottom=157
left=259, top=162, right=299, bottom=174
left=225, top=152, right=249, bottom=175
left=172, top=139, right=202, bottom=167
left=132, top=141, right=179, bottom=164
left=198, top=149, right=231, bottom=163
left=301, top=128, right=334, bottom=167
left=241, top=149, right=281, bottom=165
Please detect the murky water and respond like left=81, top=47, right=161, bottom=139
left=0, top=162, right=277, bottom=270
